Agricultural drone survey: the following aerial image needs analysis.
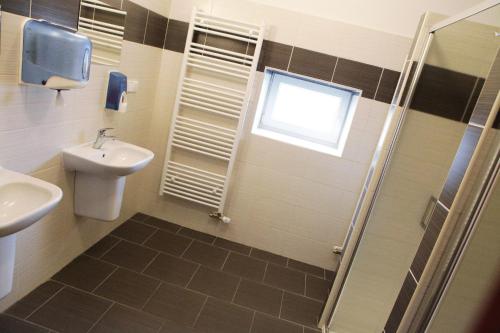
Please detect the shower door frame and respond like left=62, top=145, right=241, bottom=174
left=319, top=0, right=500, bottom=331
left=318, top=26, right=434, bottom=331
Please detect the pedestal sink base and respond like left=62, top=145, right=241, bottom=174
left=74, top=173, right=126, bottom=221
left=0, top=235, right=16, bottom=299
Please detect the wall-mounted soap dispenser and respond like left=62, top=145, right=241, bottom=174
left=105, top=71, right=128, bottom=113
left=19, top=19, right=92, bottom=90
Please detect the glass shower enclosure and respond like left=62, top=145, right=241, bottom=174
left=319, top=2, right=500, bottom=332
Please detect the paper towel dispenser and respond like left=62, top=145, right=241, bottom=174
left=19, top=19, right=92, bottom=90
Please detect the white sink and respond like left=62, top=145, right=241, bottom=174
left=0, top=167, right=63, bottom=237
left=0, top=167, right=63, bottom=299
left=62, top=140, right=154, bottom=221
left=63, top=140, right=154, bottom=177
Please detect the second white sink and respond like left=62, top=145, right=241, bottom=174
left=62, top=140, right=154, bottom=221
left=0, top=167, right=63, bottom=300
left=63, top=140, right=154, bottom=177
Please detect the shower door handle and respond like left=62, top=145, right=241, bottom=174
left=420, top=196, right=437, bottom=230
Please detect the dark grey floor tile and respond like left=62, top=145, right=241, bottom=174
left=94, top=268, right=160, bottom=308
left=130, top=213, right=150, bottom=222
left=325, top=270, right=336, bottom=282
left=250, top=312, right=302, bottom=333
left=159, top=320, right=200, bottom=333
left=305, top=275, right=331, bottom=302
left=141, top=217, right=181, bottom=233
left=111, top=220, right=157, bottom=244
left=52, top=256, right=115, bottom=292
left=250, top=248, right=287, bottom=266
left=194, top=298, right=253, bottom=333
left=222, top=252, right=267, bottom=281
left=233, top=279, right=282, bottom=316
left=85, top=236, right=121, bottom=258
left=187, top=266, right=239, bottom=301
left=183, top=241, right=229, bottom=270
left=288, top=260, right=324, bottom=278
left=144, top=230, right=192, bottom=256
left=101, top=240, right=158, bottom=272
left=280, top=292, right=323, bottom=328
left=214, top=238, right=251, bottom=255
left=263, top=264, right=305, bottom=295
left=178, top=228, right=216, bottom=244
left=6, top=281, right=64, bottom=319
left=89, top=304, right=163, bottom=333
left=0, top=314, right=49, bottom=333
left=143, top=253, right=199, bottom=287
left=143, top=283, right=206, bottom=327
left=28, top=287, right=111, bottom=333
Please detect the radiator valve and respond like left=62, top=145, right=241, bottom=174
left=209, top=212, right=231, bottom=224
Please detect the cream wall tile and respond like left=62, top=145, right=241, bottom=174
left=211, top=0, right=301, bottom=44
left=0, top=11, right=163, bottom=311
left=135, top=0, right=398, bottom=271
left=133, top=0, right=172, bottom=17
left=169, top=0, right=212, bottom=21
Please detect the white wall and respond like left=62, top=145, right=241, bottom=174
left=246, top=0, right=485, bottom=37
left=169, top=0, right=411, bottom=71
left=0, top=2, right=165, bottom=310
left=136, top=0, right=406, bottom=269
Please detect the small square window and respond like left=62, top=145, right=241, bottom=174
left=252, top=69, right=360, bottom=156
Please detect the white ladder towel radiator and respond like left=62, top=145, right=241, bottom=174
left=159, top=9, right=265, bottom=222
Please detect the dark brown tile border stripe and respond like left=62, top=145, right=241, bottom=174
left=384, top=272, right=417, bottom=333
left=410, top=64, right=478, bottom=122
left=410, top=203, right=448, bottom=281
left=469, top=51, right=500, bottom=127
left=1, top=0, right=81, bottom=29
left=0, top=0, right=31, bottom=17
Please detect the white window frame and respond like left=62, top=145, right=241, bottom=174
left=252, top=68, right=361, bottom=157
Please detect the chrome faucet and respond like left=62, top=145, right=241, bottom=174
left=93, top=128, right=116, bottom=149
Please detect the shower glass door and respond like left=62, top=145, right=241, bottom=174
left=325, top=5, right=500, bottom=333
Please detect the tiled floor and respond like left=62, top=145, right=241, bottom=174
left=1, top=213, right=336, bottom=333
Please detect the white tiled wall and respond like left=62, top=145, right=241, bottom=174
left=0, top=0, right=413, bottom=312
left=137, top=0, right=404, bottom=269
left=0, top=7, right=164, bottom=311
left=169, top=0, right=411, bottom=71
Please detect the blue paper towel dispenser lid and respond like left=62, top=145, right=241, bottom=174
left=20, top=19, right=92, bottom=90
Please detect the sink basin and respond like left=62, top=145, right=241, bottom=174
left=0, top=167, right=63, bottom=299
left=63, top=140, right=154, bottom=177
left=0, top=167, right=63, bottom=237
left=62, top=139, right=154, bottom=221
